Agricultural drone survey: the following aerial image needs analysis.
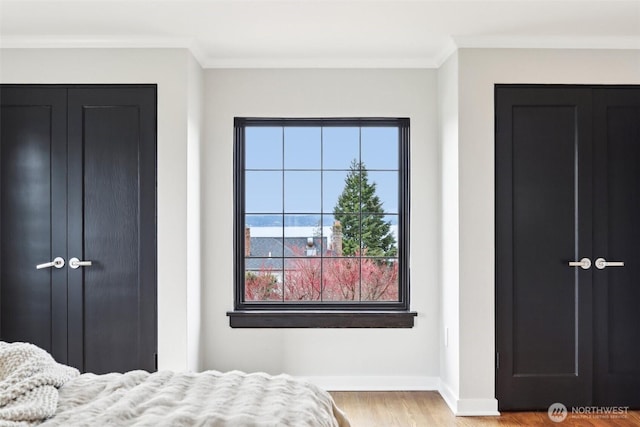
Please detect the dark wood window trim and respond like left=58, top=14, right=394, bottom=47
left=227, top=311, right=417, bottom=328
left=231, top=117, right=412, bottom=328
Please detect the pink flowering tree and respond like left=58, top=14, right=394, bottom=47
left=245, top=265, right=281, bottom=301
left=284, top=257, right=322, bottom=301
left=245, top=250, right=398, bottom=302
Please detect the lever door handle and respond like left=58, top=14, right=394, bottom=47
left=568, top=257, right=591, bottom=270
left=595, top=257, right=624, bottom=270
left=69, top=257, right=92, bottom=269
left=36, top=257, right=65, bottom=269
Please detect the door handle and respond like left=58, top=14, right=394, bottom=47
left=595, top=257, right=624, bottom=270
left=36, top=257, right=65, bottom=269
left=568, top=257, right=591, bottom=270
left=69, top=257, right=92, bottom=269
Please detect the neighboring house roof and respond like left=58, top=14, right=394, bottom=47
left=246, top=236, right=330, bottom=271
left=251, top=237, right=325, bottom=257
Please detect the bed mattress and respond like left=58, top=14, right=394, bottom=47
left=40, top=370, right=350, bottom=427
left=0, top=341, right=349, bottom=427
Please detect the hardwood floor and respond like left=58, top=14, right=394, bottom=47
left=330, top=392, right=640, bottom=427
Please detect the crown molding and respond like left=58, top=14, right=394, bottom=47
left=199, top=56, right=437, bottom=69
left=453, top=35, right=640, bottom=50
left=433, top=38, right=458, bottom=68
left=0, top=35, right=209, bottom=66
left=0, top=35, right=193, bottom=49
left=0, top=35, right=438, bottom=68
left=2, top=34, right=639, bottom=70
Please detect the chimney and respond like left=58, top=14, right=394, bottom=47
left=306, top=237, right=317, bottom=257
left=331, top=221, right=343, bottom=256
left=245, top=227, right=251, bottom=256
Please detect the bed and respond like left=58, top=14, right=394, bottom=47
left=0, top=341, right=350, bottom=427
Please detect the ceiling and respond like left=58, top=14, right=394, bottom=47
left=1, top=0, right=639, bottom=68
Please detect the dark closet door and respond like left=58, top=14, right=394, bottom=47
left=496, top=86, right=594, bottom=410
left=0, top=85, right=156, bottom=374
left=0, top=87, right=69, bottom=363
left=67, top=87, right=157, bottom=374
left=593, top=88, right=640, bottom=407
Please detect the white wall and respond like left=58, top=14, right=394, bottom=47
left=437, top=52, right=460, bottom=409
left=0, top=48, right=201, bottom=371
left=454, top=48, right=640, bottom=414
left=187, top=53, right=204, bottom=371
left=203, top=69, right=440, bottom=388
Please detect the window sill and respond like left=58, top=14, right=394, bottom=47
left=226, top=310, right=417, bottom=328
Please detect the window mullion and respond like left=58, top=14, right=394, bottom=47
left=281, top=125, right=285, bottom=303
left=320, top=126, right=324, bottom=302
left=358, top=125, right=363, bottom=302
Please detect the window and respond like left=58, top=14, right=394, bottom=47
left=228, top=118, right=415, bottom=328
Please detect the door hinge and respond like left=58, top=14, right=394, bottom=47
left=154, top=353, right=158, bottom=370
left=496, top=352, right=500, bottom=369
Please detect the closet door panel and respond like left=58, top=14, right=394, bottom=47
left=496, top=86, right=593, bottom=410
left=593, top=88, right=640, bottom=406
left=0, top=87, right=68, bottom=362
left=67, top=87, right=156, bottom=374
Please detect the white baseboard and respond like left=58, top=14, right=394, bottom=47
left=456, top=399, right=500, bottom=416
left=438, top=380, right=500, bottom=416
left=302, top=376, right=500, bottom=416
left=438, top=381, right=459, bottom=412
left=301, top=376, right=440, bottom=391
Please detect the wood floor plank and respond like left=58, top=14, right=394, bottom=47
left=330, top=392, right=640, bottom=427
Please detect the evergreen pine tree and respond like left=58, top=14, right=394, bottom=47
left=333, top=159, right=397, bottom=257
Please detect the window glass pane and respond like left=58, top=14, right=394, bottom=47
left=324, top=170, right=359, bottom=213
left=322, top=258, right=361, bottom=301
left=284, top=258, right=321, bottom=301
left=361, top=127, right=398, bottom=170
left=323, top=127, right=359, bottom=170
left=245, top=258, right=283, bottom=301
left=284, top=171, right=320, bottom=213
left=365, top=171, right=398, bottom=214
left=246, top=127, right=282, bottom=170
left=360, top=258, right=399, bottom=301
left=361, top=214, right=398, bottom=257
left=284, top=127, right=321, bottom=169
left=323, top=216, right=344, bottom=256
left=247, top=234, right=284, bottom=258
left=245, top=214, right=283, bottom=257
left=245, top=171, right=282, bottom=213
left=282, top=236, right=324, bottom=257
left=284, top=214, right=323, bottom=257
left=325, top=214, right=360, bottom=257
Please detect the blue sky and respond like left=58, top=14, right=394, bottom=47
left=245, top=126, right=399, bottom=218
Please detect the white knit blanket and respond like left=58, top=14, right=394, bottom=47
left=0, top=342, right=79, bottom=427
left=41, top=370, right=350, bottom=427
